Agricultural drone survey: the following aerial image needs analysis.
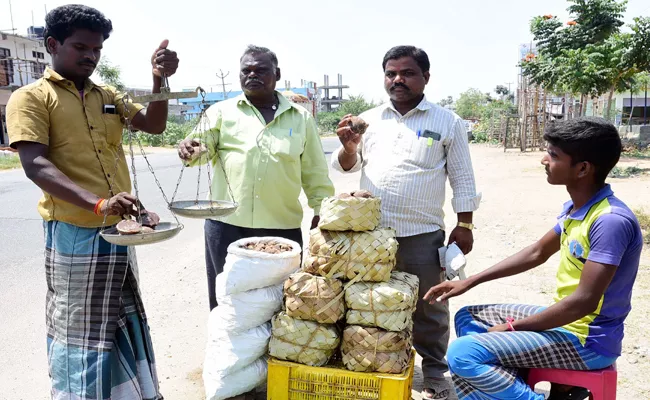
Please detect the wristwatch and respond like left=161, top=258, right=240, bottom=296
left=457, top=222, right=474, bottom=230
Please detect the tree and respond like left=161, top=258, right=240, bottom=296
left=437, top=96, right=454, bottom=108
left=317, top=95, right=376, bottom=134
left=520, top=1, right=650, bottom=120
left=337, top=95, right=377, bottom=116
left=495, top=85, right=509, bottom=96
left=455, top=89, right=489, bottom=120
left=495, top=85, right=515, bottom=103
left=96, top=58, right=126, bottom=91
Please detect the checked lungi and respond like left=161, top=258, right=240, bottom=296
left=447, top=304, right=617, bottom=400
left=44, top=221, right=162, bottom=400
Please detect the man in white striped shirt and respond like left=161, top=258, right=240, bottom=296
left=333, top=45, right=481, bottom=400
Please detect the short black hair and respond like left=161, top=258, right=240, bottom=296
left=44, top=5, right=113, bottom=52
left=382, top=46, right=430, bottom=73
left=544, top=117, right=622, bottom=183
left=240, top=45, right=279, bottom=69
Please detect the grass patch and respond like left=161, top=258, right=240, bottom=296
left=634, top=208, right=650, bottom=244
left=609, top=166, right=648, bottom=178
left=0, top=154, right=22, bottom=170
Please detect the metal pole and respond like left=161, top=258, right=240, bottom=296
left=643, top=82, right=648, bottom=125
left=8, top=0, right=24, bottom=86
left=630, top=88, right=633, bottom=127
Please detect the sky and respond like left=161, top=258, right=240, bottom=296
left=2, top=0, right=649, bottom=104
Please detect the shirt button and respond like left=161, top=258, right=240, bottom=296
left=258, top=178, right=261, bottom=181
left=98, top=149, right=102, bottom=153
left=256, top=195, right=259, bottom=199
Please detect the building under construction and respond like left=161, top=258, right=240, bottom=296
left=320, top=74, right=349, bottom=112
left=0, top=28, right=51, bottom=146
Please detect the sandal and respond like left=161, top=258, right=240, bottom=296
left=422, top=379, right=450, bottom=400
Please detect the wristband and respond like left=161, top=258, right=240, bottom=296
left=506, top=316, right=516, bottom=332
left=94, top=199, right=106, bottom=216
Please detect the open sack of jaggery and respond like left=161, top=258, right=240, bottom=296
left=284, top=272, right=345, bottom=325
left=341, top=326, right=412, bottom=374
left=303, top=228, right=397, bottom=282
left=318, top=190, right=381, bottom=232
left=218, top=237, right=301, bottom=295
left=345, top=271, right=419, bottom=332
left=268, top=312, right=340, bottom=367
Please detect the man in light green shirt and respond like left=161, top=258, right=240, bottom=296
left=178, top=45, right=334, bottom=310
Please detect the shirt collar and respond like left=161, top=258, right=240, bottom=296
left=44, top=67, right=96, bottom=92
left=237, top=90, right=295, bottom=115
left=559, top=184, right=614, bottom=221
left=384, top=95, right=433, bottom=116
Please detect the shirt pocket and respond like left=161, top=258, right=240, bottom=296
left=271, top=131, right=303, bottom=162
left=102, top=114, right=124, bottom=146
left=411, top=135, right=442, bottom=168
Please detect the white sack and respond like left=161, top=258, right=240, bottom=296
left=204, top=356, right=268, bottom=400
left=212, top=284, right=284, bottom=333
left=219, top=237, right=301, bottom=295
left=203, top=321, right=271, bottom=380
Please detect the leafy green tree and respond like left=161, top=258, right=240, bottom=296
left=96, top=58, right=125, bottom=91
left=437, top=96, right=454, bottom=107
left=455, top=89, right=488, bottom=120
left=520, top=1, right=650, bottom=120
left=317, top=95, right=377, bottom=134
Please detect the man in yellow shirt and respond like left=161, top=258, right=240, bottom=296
left=7, top=5, right=179, bottom=399
left=178, top=45, right=334, bottom=310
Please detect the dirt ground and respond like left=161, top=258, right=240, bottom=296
left=155, top=144, right=650, bottom=400
left=414, top=145, right=650, bottom=400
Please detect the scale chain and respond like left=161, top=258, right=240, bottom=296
left=133, top=133, right=182, bottom=226
left=127, top=116, right=142, bottom=224
left=101, top=134, right=122, bottom=231
left=169, top=163, right=186, bottom=204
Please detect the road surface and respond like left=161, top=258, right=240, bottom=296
left=0, top=137, right=348, bottom=399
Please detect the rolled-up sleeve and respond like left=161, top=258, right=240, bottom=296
left=445, top=119, right=481, bottom=213
left=331, top=140, right=363, bottom=174
left=7, top=88, right=50, bottom=148
left=301, top=116, right=335, bottom=215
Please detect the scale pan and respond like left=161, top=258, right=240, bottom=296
left=100, top=222, right=183, bottom=246
left=169, top=200, right=238, bottom=219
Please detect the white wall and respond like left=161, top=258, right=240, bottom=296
left=0, top=33, right=51, bottom=87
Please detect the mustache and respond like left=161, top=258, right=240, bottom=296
left=390, top=83, right=410, bottom=91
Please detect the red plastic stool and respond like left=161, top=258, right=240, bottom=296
left=527, top=364, right=617, bottom=400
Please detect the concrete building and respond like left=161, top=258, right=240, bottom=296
left=320, top=74, right=349, bottom=112
left=0, top=29, right=51, bottom=146
left=0, top=31, right=51, bottom=88
left=584, top=90, right=649, bottom=126
left=178, top=87, right=315, bottom=119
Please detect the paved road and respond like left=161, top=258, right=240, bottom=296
left=0, top=137, right=344, bottom=399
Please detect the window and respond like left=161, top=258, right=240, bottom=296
left=31, top=61, right=46, bottom=78
left=0, top=48, right=14, bottom=86
left=32, top=51, right=45, bottom=59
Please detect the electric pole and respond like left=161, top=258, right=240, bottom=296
left=505, top=82, right=515, bottom=103
left=216, top=70, right=232, bottom=100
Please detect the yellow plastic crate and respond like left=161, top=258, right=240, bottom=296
left=267, top=350, right=415, bottom=400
